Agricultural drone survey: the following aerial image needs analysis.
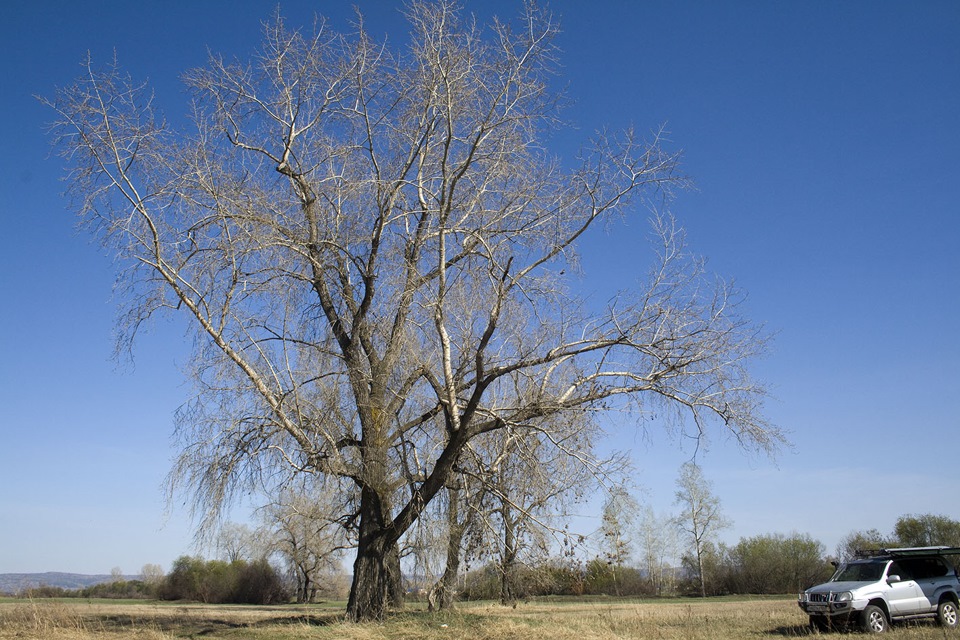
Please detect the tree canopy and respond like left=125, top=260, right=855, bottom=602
left=46, top=1, right=780, bottom=620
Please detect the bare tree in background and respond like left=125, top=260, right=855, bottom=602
left=261, top=482, right=350, bottom=603
left=426, top=401, right=623, bottom=609
left=46, top=0, right=780, bottom=620
left=674, top=462, right=730, bottom=597
left=484, top=422, right=597, bottom=606
left=140, top=563, right=165, bottom=587
left=598, top=486, right=639, bottom=597
left=637, top=504, right=678, bottom=596
left=216, top=522, right=260, bottom=563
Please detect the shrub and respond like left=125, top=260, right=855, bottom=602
left=157, top=556, right=289, bottom=604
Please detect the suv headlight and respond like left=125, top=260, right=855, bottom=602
left=832, top=591, right=853, bottom=603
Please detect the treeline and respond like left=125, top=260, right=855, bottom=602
left=460, top=515, right=960, bottom=601
left=14, top=581, right=153, bottom=600
left=13, top=558, right=288, bottom=605
left=459, top=532, right=833, bottom=600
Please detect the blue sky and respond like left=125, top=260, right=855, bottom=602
left=1, top=0, right=958, bottom=575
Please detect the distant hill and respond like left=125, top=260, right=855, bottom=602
left=0, top=573, right=129, bottom=594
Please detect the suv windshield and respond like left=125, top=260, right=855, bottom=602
left=833, top=560, right=886, bottom=582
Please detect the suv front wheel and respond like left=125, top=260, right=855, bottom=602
left=938, top=600, right=959, bottom=628
left=861, top=605, right=887, bottom=633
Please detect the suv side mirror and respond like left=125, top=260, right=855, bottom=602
left=887, top=574, right=901, bottom=583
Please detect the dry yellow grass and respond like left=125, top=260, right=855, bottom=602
left=1, top=597, right=956, bottom=639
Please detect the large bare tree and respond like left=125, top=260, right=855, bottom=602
left=46, top=1, right=780, bottom=620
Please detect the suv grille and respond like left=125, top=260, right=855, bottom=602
left=809, top=593, right=830, bottom=603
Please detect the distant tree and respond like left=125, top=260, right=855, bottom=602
left=46, top=0, right=780, bottom=621
left=894, top=514, right=960, bottom=548
left=598, top=487, right=639, bottom=597
left=637, top=504, right=678, bottom=596
left=140, top=564, right=165, bottom=594
left=262, top=482, right=349, bottom=604
left=674, top=462, right=730, bottom=597
left=835, top=529, right=894, bottom=561
left=217, top=522, right=260, bottom=563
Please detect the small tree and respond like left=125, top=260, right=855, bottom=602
left=723, top=532, right=829, bottom=594
left=637, top=504, right=678, bottom=596
left=262, top=482, right=349, bottom=603
left=598, top=487, right=639, bottom=596
left=674, top=462, right=730, bottom=597
left=216, top=522, right=260, bottom=563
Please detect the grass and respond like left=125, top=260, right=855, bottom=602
left=1, top=596, right=957, bottom=639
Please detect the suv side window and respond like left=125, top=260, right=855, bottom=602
left=888, top=561, right=909, bottom=581
left=903, top=557, right=949, bottom=579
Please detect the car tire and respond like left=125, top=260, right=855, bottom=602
left=938, top=599, right=959, bottom=628
left=861, top=605, right=887, bottom=633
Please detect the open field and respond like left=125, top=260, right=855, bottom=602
left=1, top=596, right=957, bottom=639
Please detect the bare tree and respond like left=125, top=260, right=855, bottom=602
left=140, top=563, right=166, bottom=587
left=424, top=470, right=484, bottom=611
left=426, top=410, right=612, bottom=609
left=261, top=482, right=349, bottom=603
left=598, top=486, right=639, bottom=597
left=637, top=504, right=678, bottom=596
left=216, top=522, right=260, bottom=563
left=46, top=1, right=779, bottom=621
left=674, top=462, right=730, bottom=597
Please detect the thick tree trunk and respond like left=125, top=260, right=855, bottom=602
left=346, top=474, right=404, bottom=620
left=347, top=535, right=391, bottom=621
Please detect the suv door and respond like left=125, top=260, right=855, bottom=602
left=885, top=561, right=924, bottom=615
left=908, top=557, right=953, bottom=613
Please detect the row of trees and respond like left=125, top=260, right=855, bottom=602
left=456, top=532, right=831, bottom=600
left=449, top=513, right=960, bottom=601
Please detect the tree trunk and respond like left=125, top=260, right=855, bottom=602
left=347, top=537, right=390, bottom=620
left=429, top=485, right=464, bottom=611
left=346, top=475, right=404, bottom=621
left=499, top=500, right=518, bottom=607
left=696, top=541, right=706, bottom=598
left=386, top=540, right=404, bottom=607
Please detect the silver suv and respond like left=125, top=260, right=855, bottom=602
left=798, top=546, right=960, bottom=633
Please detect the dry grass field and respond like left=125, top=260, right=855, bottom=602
left=1, top=597, right=956, bottom=639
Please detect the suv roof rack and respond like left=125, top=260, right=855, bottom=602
left=854, top=546, right=960, bottom=558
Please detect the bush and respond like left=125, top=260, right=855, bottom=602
left=157, top=556, right=289, bottom=604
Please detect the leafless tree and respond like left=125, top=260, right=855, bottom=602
left=637, top=504, right=678, bottom=596
left=260, top=482, right=350, bottom=603
left=139, top=563, right=166, bottom=587
left=423, top=467, right=485, bottom=610
left=598, top=486, right=639, bottom=597
left=45, top=1, right=780, bottom=620
left=216, top=522, right=260, bottom=563
left=674, top=462, right=730, bottom=597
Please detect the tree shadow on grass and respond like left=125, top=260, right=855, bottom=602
left=94, top=610, right=342, bottom=636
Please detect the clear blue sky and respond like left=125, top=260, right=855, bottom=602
left=1, top=0, right=958, bottom=575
